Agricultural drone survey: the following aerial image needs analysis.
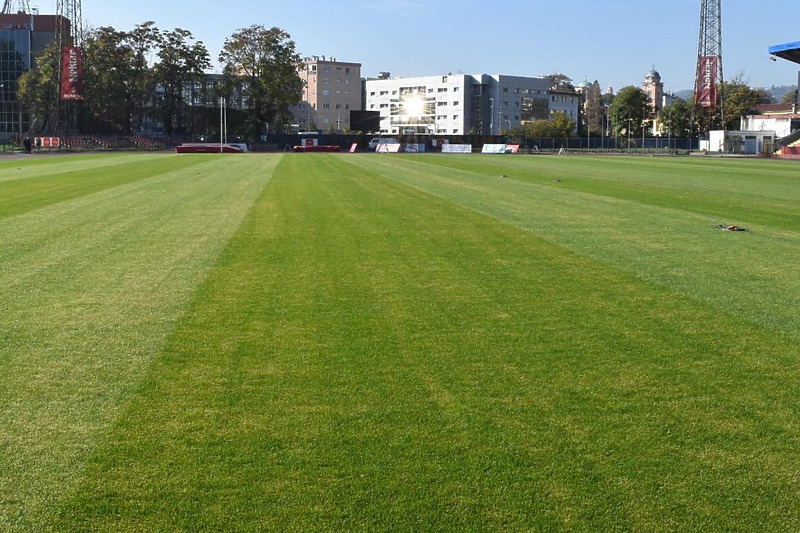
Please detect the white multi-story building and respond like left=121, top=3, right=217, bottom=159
left=364, top=73, right=553, bottom=135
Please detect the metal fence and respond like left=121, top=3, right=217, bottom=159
left=1, top=134, right=699, bottom=154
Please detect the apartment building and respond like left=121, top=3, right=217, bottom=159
left=364, top=73, right=552, bottom=135
left=293, top=56, right=362, bottom=132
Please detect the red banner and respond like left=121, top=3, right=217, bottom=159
left=694, top=55, right=718, bottom=109
left=60, top=46, right=85, bottom=101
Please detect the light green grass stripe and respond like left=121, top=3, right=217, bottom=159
left=0, top=154, right=213, bottom=220
left=0, top=154, right=281, bottom=531
left=410, top=154, right=800, bottom=229
left=0, top=153, right=166, bottom=183
left=49, top=155, right=800, bottom=532
left=346, top=154, right=800, bottom=339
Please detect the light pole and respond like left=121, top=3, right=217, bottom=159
left=603, top=104, right=610, bottom=150
left=489, top=98, right=494, bottom=136
left=627, top=117, right=632, bottom=152
left=0, top=83, right=5, bottom=145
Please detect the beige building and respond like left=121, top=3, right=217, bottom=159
left=642, top=68, right=664, bottom=112
left=293, top=57, right=362, bottom=132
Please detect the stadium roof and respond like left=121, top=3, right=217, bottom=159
left=769, top=41, right=800, bottom=65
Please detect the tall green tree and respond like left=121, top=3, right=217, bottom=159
left=82, top=26, right=135, bottom=133
left=153, top=28, right=210, bottom=135
left=722, top=77, right=772, bottom=130
left=16, top=43, right=60, bottom=135
left=219, top=25, right=303, bottom=141
left=584, top=80, right=604, bottom=135
left=659, top=98, right=695, bottom=138
left=547, top=73, right=575, bottom=92
left=126, top=21, right=160, bottom=134
left=609, top=86, right=651, bottom=138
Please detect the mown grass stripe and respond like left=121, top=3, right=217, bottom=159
left=0, top=154, right=280, bottom=531
left=0, top=154, right=211, bottom=220
left=347, top=154, right=800, bottom=340
left=47, top=154, right=800, bottom=532
left=0, top=153, right=165, bottom=183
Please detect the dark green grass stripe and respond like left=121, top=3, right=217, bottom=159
left=51, top=154, right=800, bottom=532
left=0, top=155, right=211, bottom=219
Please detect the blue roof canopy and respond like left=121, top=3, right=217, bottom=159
left=769, top=41, right=800, bottom=65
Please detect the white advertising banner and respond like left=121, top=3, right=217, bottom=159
left=482, top=144, right=508, bottom=154
left=442, top=144, right=473, bottom=154
left=377, top=143, right=402, bottom=153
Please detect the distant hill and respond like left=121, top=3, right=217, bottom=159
left=670, top=85, right=796, bottom=103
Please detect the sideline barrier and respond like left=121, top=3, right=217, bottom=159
left=292, top=145, right=341, bottom=152
left=506, top=144, right=520, bottom=154
left=176, top=144, right=243, bottom=153
left=376, top=143, right=426, bottom=153
left=377, top=143, right=402, bottom=153
left=442, top=144, right=473, bottom=154
left=482, top=144, right=507, bottom=154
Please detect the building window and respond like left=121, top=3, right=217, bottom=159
left=453, top=87, right=460, bottom=92
left=345, top=67, right=350, bottom=74
left=438, top=88, right=447, bottom=93
left=442, top=76, right=448, bottom=83
left=323, top=90, right=331, bottom=96
left=452, top=101, right=459, bottom=106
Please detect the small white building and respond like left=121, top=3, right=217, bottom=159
left=703, top=130, right=776, bottom=154
left=740, top=103, right=800, bottom=139
left=365, top=73, right=556, bottom=135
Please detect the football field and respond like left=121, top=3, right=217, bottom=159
left=1, top=152, right=799, bottom=531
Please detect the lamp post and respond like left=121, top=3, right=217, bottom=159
left=627, top=116, right=632, bottom=152
left=0, top=83, right=5, bottom=146
left=489, top=97, right=494, bottom=136
left=603, top=104, right=609, bottom=150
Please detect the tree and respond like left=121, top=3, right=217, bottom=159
left=659, top=98, right=695, bottom=138
left=609, top=86, right=651, bottom=138
left=723, top=77, right=772, bottom=130
left=17, top=43, right=60, bottom=135
left=126, top=21, right=160, bottom=134
left=781, top=90, right=799, bottom=104
left=82, top=26, right=136, bottom=133
left=520, top=111, right=574, bottom=139
left=219, top=25, right=303, bottom=141
left=547, top=73, right=575, bottom=92
left=153, top=28, right=210, bottom=135
left=584, top=80, right=603, bottom=135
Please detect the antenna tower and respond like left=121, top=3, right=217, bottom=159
left=694, top=0, right=724, bottom=129
left=1, top=0, right=31, bottom=13
left=56, top=0, right=83, bottom=48
left=54, top=0, right=83, bottom=135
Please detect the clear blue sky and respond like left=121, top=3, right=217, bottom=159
left=79, top=0, right=800, bottom=93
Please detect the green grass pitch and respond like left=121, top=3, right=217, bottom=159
left=1, top=152, right=799, bottom=531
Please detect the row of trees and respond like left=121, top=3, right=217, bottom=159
left=18, top=22, right=303, bottom=141
left=508, top=73, right=780, bottom=140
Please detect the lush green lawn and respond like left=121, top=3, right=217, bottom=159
left=1, top=153, right=800, bottom=531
